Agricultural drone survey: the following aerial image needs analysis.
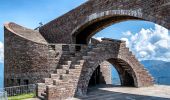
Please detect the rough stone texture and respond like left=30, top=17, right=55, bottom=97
left=4, top=0, right=164, bottom=99
left=39, top=0, right=170, bottom=44
left=76, top=38, right=154, bottom=96
left=36, top=38, right=153, bottom=100
left=4, top=23, right=58, bottom=87
left=100, top=61, right=112, bottom=84
left=4, top=22, right=154, bottom=99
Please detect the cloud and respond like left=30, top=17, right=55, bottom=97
left=122, top=24, right=170, bottom=61
left=93, top=37, right=104, bottom=42
left=122, top=31, right=132, bottom=36
left=0, top=42, right=4, bottom=63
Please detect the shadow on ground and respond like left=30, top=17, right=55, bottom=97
left=75, top=85, right=170, bottom=100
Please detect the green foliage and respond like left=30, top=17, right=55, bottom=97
left=8, top=92, right=36, bottom=100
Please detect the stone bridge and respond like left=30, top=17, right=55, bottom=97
left=39, top=0, right=170, bottom=44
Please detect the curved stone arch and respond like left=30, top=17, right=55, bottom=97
left=75, top=40, right=152, bottom=96
left=71, top=10, right=167, bottom=44
left=77, top=54, right=137, bottom=96
left=39, top=0, right=170, bottom=44
left=71, top=9, right=143, bottom=35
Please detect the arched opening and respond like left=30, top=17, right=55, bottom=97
left=87, top=58, right=136, bottom=93
left=88, top=61, right=114, bottom=88
left=72, top=12, right=170, bottom=97
left=84, top=19, right=170, bottom=86
left=73, top=15, right=142, bottom=44
left=72, top=12, right=170, bottom=86
left=74, top=19, right=170, bottom=95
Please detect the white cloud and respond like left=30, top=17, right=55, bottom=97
left=139, top=51, right=148, bottom=58
left=122, top=24, right=170, bottom=61
left=123, top=31, right=132, bottom=36
left=0, top=42, right=4, bottom=63
left=93, top=37, right=103, bottom=42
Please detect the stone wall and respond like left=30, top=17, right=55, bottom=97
left=100, top=61, right=112, bottom=84
left=4, top=23, right=58, bottom=87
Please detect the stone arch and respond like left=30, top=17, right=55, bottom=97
left=77, top=56, right=137, bottom=96
left=71, top=10, right=168, bottom=44
left=88, top=58, right=136, bottom=87
left=75, top=39, right=153, bottom=96
left=72, top=10, right=143, bottom=44
left=39, top=0, right=170, bottom=44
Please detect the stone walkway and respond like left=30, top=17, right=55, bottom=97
left=26, top=85, right=170, bottom=100
left=72, top=85, right=170, bottom=100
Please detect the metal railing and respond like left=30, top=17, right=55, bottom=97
left=5, top=84, right=36, bottom=96
left=0, top=90, right=8, bottom=100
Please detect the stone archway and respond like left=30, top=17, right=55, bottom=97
left=88, top=61, right=113, bottom=87
left=72, top=13, right=142, bottom=44
left=75, top=38, right=153, bottom=96
left=87, top=59, right=135, bottom=88
left=39, top=0, right=170, bottom=44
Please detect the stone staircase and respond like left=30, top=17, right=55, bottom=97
left=37, top=45, right=91, bottom=100
left=37, top=39, right=154, bottom=100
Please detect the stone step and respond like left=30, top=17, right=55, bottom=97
left=60, top=74, right=78, bottom=81
left=53, top=79, right=69, bottom=85
left=56, top=69, right=69, bottom=74
left=43, top=78, right=53, bottom=85
left=71, top=64, right=82, bottom=69
left=50, top=74, right=60, bottom=79
left=59, top=64, right=70, bottom=69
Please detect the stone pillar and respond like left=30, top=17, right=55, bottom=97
left=100, top=61, right=112, bottom=84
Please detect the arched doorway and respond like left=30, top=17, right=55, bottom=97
left=75, top=39, right=153, bottom=96
left=88, top=61, right=113, bottom=88
left=87, top=59, right=133, bottom=93
left=88, top=58, right=135, bottom=88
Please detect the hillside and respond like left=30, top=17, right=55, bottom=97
left=141, top=60, right=170, bottom=85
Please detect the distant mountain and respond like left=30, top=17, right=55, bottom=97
left=141, top=60, right=170, bottom=85
left=111, top=60, right=170, bottom=85
left=140, top=60, right=167, bottom=68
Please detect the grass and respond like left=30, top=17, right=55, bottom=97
left=8, top=92, right=36, bottom=100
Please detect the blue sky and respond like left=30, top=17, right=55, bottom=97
left=95, top=21, right=170, bottom=61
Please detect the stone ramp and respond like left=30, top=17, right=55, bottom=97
left=72, top=85, right=170, bottom=100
